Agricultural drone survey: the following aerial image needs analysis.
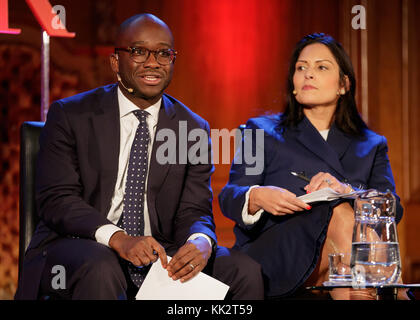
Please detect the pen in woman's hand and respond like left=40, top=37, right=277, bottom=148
left=290, top=171, right=311, bottom=183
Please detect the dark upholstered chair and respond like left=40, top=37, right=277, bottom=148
left=18, top=121, right=44, bottom=281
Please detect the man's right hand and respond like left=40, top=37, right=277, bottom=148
left=109, top=231, right=168, bottom=268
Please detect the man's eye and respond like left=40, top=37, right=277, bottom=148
left=158, top=50, right=171, bottom=58
left=132, top=48, right=148, bottom=55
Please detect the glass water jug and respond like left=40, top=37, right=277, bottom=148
left=350, top=190, right=401, bottom=286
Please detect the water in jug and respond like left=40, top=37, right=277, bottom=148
left=350, top=189, right=401, bottom=286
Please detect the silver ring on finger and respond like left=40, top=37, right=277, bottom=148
left=189, top=263, right=195, bottom=271
left=324, top=178, right=332, bottom=185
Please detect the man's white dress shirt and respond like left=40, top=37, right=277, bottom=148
left=95, top=87, right=211, bottom=248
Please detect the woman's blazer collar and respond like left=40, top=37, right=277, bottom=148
left=293, top=116, right=352, bottom=179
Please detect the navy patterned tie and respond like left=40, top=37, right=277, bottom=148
left=118, top=109, right=150, bottom=287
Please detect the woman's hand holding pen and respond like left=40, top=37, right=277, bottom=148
left=249, top=186, right=311, bottom=216
left=304, top=172, right=353, bottom=194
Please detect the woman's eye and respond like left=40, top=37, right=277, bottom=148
left=296, top=65, right=306, bottom=71
left=319, top=65, right=328, bottom=70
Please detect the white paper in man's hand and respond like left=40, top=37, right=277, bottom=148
left=136, top=256, right=229, bottom=300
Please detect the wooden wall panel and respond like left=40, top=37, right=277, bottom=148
left=338, top=0, right=420, bottom=283
left=406, top=0, right=420, bottom=203
left=339, top=0, right=420, bottom=283
left=403, top=0, right=420, bottom=283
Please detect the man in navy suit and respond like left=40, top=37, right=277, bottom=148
left=15, top=13, right=263, bottom=300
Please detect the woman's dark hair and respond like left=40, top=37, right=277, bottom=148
left=280, top=33, right=367, bottom=136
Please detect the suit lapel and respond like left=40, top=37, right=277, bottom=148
left=91, top=84, right=120, bottom=214
left=147, top=94, right=176, bottom=233
left=148, top=94, right=176, bottom=195
left=295, top=116, right=346, bottom=178
left=327, top=123, right=353, bottom=160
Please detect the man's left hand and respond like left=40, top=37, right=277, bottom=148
left=166, top=236, right=212, bottom=282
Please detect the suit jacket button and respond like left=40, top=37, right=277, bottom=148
left=42, top=250, right=47, bottom=257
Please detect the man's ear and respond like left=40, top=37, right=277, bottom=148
left=110, top=54, right=119, bottom=74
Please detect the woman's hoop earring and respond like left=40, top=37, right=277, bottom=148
left=293, top=90, right=297, bottom=95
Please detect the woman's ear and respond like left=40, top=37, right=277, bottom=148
left=339, top=75, right=350, bottom=95
left=345, top=75, right=350, bottom=91
left=343, top=75, right=350, bottom=91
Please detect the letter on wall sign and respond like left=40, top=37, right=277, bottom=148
left=0, top=0, right=75, bottom=37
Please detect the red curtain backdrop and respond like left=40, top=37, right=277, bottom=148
left=165, top=0, right=292, bottom=130
left=158, top=0, right=295, bottom=240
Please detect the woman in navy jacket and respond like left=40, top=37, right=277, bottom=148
left=218, top=33, right=404, bottom=299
